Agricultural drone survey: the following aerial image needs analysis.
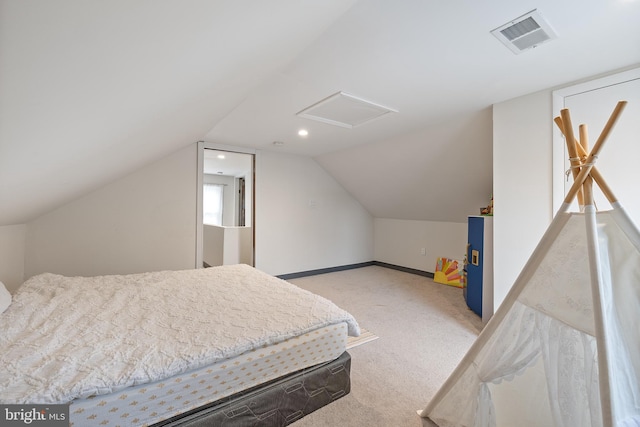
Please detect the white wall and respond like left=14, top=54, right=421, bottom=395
left=24, top=145, right=198, bottom=279
left=203, top=224, right=224, bottom=267
left=203, top=224, right=253, bottom=267
left=224, top=226, right=253, bottom=265
left=493, top=91, right=553, bottom=309
left=0, top=224, right=26, bottom=293
left=22, top=144, right=373, bottom=279
left=255, top=150, right=374, bottom=276
left=374, top=219, right=466, bottom=273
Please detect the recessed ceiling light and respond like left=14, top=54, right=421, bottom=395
left=217, top=154, right=225, bottom=159
left=298, top=129, right=309, bottom=137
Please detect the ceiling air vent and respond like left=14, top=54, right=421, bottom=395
left=491, top=10, right=557, bottom=54
left=296, top=92, right=397, bottom=129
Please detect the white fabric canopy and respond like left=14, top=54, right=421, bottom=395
left=421, top=208, right=640, bottom=427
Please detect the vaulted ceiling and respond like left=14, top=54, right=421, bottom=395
left=1, top=0, right=639, bottom=225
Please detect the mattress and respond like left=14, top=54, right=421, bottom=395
left=69, top=322, right=349, bottom=427
left=1, top=265, right=360, bottom=427
left=0, top=265, right=360, bottom=406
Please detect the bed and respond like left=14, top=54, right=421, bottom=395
left=0, top=264, right=360, bottom=426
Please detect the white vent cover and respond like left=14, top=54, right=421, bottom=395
left=296, top=92, right=397, bottom=128
left=491, top=10, right=557, bottom=54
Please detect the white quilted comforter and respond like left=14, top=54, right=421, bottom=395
left=0, top=264, right=359, bottom=404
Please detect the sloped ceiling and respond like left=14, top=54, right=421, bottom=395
left=0, top=0, right=357, bottom=225
left=316, top=108, right=494, bottom=222
left=1, top=0, right=639, bottom=226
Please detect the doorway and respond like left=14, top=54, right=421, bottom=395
left=196, top=143, right=255, bottom=268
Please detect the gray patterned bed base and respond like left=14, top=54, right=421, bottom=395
left=153, top=351, right=351, bottom=426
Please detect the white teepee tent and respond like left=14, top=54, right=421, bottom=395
left=419, top=101, right=640, bottom=427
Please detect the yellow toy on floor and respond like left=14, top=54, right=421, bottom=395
left=434, top=257, right=464, bottom=288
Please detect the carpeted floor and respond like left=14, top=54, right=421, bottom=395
left=288, top=265, right=484, bottom=427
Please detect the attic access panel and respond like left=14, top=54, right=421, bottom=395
left=296, top=92, right=397, bottom=128
left=491, top=9, right=557, bottom=54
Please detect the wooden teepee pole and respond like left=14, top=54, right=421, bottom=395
left=554, top=117, right=618, bottom=204
left=576, top=133, right=618, bottom=204
left=559, top=109, right=585, bottom=208
left=562, top=101, right=627, bottom=206
left=579, top=124, right=595, bottom=207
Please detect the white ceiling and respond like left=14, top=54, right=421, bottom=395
left=203, top=149, right=251, bottom=177
left=1, top=0, right=639, bottom=225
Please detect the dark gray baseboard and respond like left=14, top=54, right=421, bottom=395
left=372, top=261, right=435, bottom=279
left=277, top=261, right=434, bottom=280
left=277, top=262, right=375, bottom=280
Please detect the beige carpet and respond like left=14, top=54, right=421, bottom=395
left=288, top=265, right=484, bottom=427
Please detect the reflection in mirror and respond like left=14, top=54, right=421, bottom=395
left=201, top=149, right=254, bottom=268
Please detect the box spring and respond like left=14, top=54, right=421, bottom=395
left=154, top=351, right=351, bottom=426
